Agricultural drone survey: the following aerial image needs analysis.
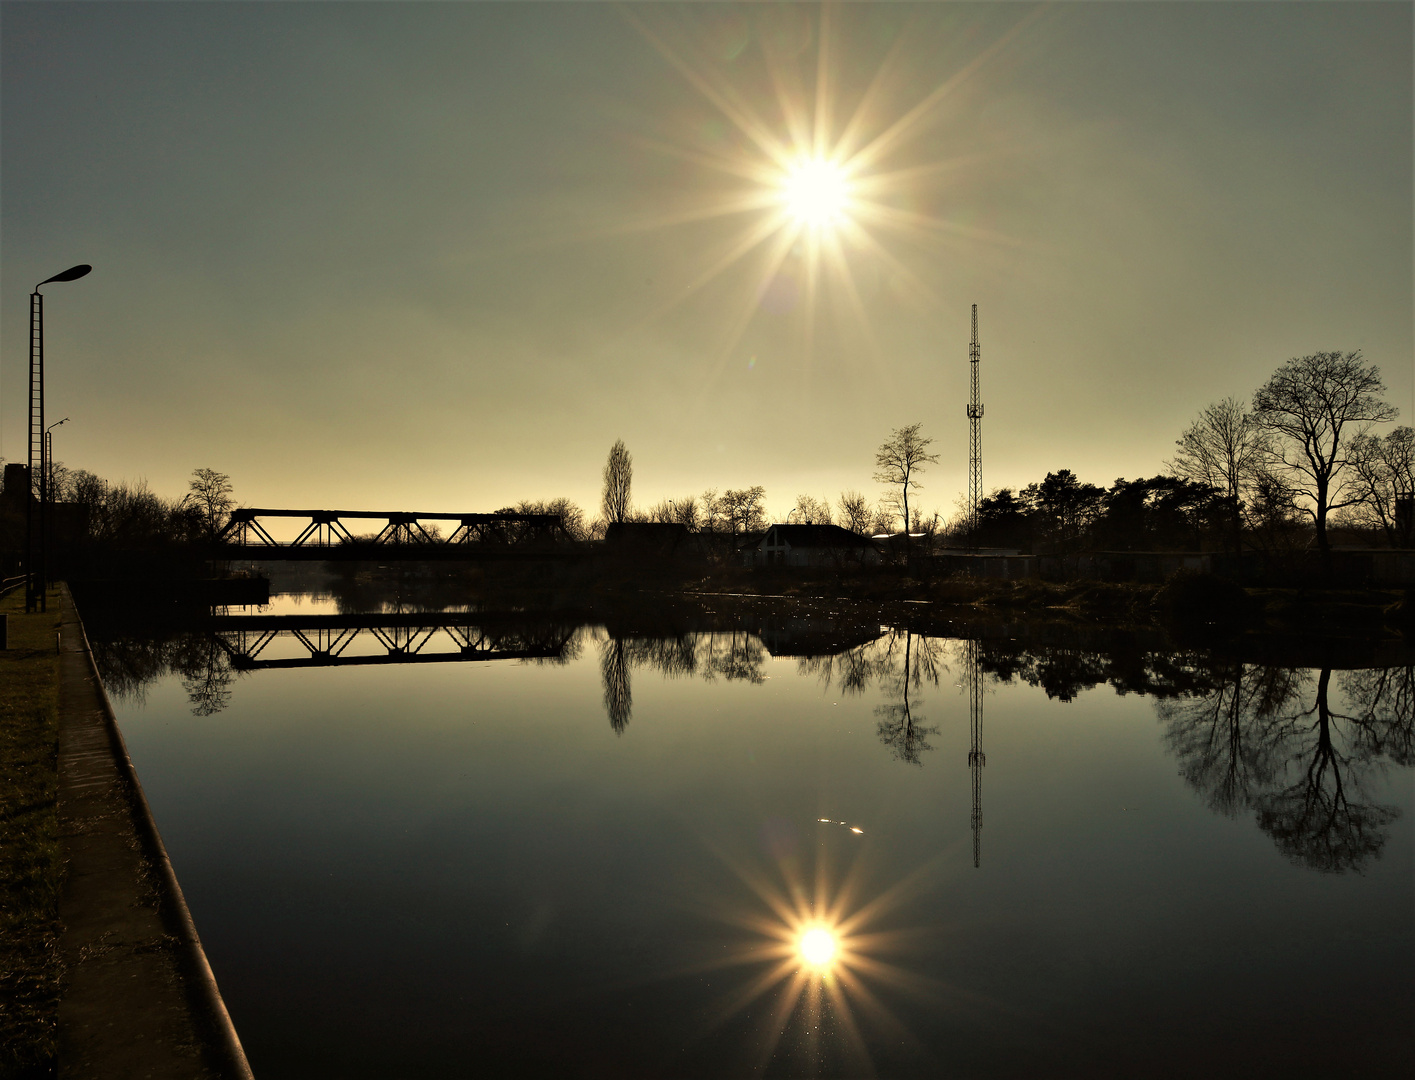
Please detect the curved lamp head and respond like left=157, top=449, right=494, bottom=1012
left=37, top=264, right=92, bottom=288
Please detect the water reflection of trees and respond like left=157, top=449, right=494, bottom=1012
left=92, top=634, right=240, bottom=716
left=792, top=631, right=1410, bottom=871
left=598, top=629, right=766, bottom=733
left=1158, top=664, right=1409, bottom=873
left=871, top=631, right=944, bottom=765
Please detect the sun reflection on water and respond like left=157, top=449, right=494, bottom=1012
left=689, top=827, right=942, bottom=1073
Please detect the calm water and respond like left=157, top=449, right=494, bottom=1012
left=98, top=598, right=1413, bottom=1078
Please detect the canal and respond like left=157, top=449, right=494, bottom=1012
left=91, top=593, right=1413, bottom=1078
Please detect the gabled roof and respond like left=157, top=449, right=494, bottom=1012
left=763, top=523, right=876, bottom=549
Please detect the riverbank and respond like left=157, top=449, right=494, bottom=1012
left=1, top=585, right=252, bottom=1079
left=0, top=586, right=63, bottom=1077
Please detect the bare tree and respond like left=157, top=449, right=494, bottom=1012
left=648, top=496, right=700, bottom=530
left=719, top=486, right=767, bottom=537
left=601, top=439, right=632, bottom=525
left=187, top=468, right=234, bottom=540
left=1169, top=397, right=1268, bottom=560
left=870, top=503, right=896, bottom=537
left=837, top=491, right=871, bottom=534
left=699, top=489, right=725, bottom=533
left=1252, top=351, right=1398, bottom=572
left=793, top=494, right=831, bottom=524
left=873, top=424, right=938, bottom=549
left=1345, top=426, right=1415, bottom=547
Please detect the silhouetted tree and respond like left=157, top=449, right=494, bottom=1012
left=720, top=487, right=767, bottom=537
left=187, top=468, right=234, bottom=540
left=1022, top=470, right=1104, bottom=551
left=506, top=497, right=585, bottom=541
left=793, top=495, right=831, bottom=525
left=976, top=488, right=1029, bottom=549
left=1169, top=397, right=1269, bottom=559
left=648, top=496, right=699, bottom=530
left=1244, top=468, right=1307, bottom=560
left=869, top=504, right=896, bottom=537
left=602, top=439, right=633, bottom=525
left=836, top=491, right=872, bottom=535
left=1252, top=351, right=1398, bottom=573
left=1097, top=476, right=1215, bottom=551
left=1344, top=426, right=1415, bottom=547
left=698, top=489, right=726, bottom=533
left=873, top=424, right=938, bottom=550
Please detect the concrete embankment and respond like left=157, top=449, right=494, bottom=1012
left=56, top=585, right=252, bottom=1079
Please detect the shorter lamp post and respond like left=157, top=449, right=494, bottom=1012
left=44, top=418, right=69, bottom=588
left=26, top=264, right=91, bottom=613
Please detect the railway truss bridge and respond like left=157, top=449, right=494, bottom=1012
left=213, top=507, right=575, bottom=560
left=208, top=611, right=577, bottom=671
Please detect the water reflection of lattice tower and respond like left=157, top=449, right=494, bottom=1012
left=967, top=639, right=985, bottom=868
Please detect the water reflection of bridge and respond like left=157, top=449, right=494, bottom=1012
left=210, top=612, right=575, bottom=670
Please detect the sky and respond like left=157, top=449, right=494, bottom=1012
left=2, top=1, right=1411, bottom=524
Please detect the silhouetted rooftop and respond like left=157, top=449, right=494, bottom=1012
left=762, top=523, right=876, bottom=549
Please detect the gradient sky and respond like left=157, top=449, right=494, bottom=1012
left=3, top=1, right=1410, bottom=523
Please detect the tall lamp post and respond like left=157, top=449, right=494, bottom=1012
left=26, top=264, right=91, bottom=613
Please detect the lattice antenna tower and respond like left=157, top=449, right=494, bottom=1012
left=966, top=304, right=983, bottom=542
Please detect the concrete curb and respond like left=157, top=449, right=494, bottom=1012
left=64, top=585, right=255, bottom=1079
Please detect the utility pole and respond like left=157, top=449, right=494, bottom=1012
left=966, top=304, right=983, bottom=544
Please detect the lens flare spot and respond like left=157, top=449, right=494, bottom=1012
left=781, top=158, right=849, bottom=227
left=798, top=926, right=838, bottom=968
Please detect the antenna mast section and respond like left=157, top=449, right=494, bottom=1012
left=966, top=304, right=983, bottom=542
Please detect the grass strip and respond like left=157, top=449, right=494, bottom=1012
left=0, top=586, right=63, bottom=1079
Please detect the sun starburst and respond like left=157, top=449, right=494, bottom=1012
left=678, top=829, right=955, bottom=1074
left=611, top=3, right=1046, bottom=375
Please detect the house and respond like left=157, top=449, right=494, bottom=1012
left=751, top=523, right=881, bottom=568
left=604, top=521, right=690, bottom=557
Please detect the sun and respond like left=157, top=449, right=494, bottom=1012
left=781, top=158, right=850, bottom=228
left=614, top=5, right=1044, bottom=369
left=797, top=925, right=839, bottom=969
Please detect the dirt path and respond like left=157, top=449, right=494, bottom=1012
left=57, top=587, right=251, bottom=1079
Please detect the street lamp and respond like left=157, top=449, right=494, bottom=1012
left=26, top=264, right=91, bottom=613
left=44, top=418, right=69, bottom=590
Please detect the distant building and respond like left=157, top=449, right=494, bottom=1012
left=1, top=463, right=30, bottom=512
left=604, top=521, right=690, bottom=556
left=751, top=523, right=881, bottom=568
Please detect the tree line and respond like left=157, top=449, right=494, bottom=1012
left=7, top=349, right=1404, bottom=569
left=959, top=350, right=1412, bottom=562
